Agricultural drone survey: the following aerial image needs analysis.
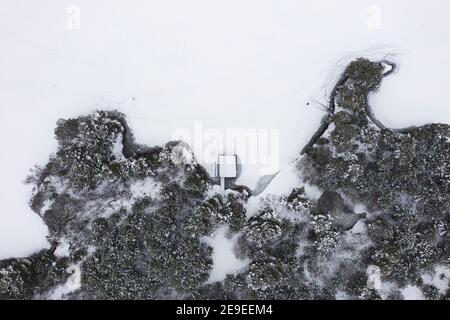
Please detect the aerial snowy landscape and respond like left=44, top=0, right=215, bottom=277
left=0, top=0, right=449, bottom=300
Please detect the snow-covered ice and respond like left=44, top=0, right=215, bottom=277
left=1, top=0, right=450, bottom=258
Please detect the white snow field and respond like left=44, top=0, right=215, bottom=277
left=203, top=226, right=248, bottom=283
left=1, top=0, right=450, bottom=258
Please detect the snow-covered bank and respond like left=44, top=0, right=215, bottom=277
left=1, top=0, right=450, bottom=258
